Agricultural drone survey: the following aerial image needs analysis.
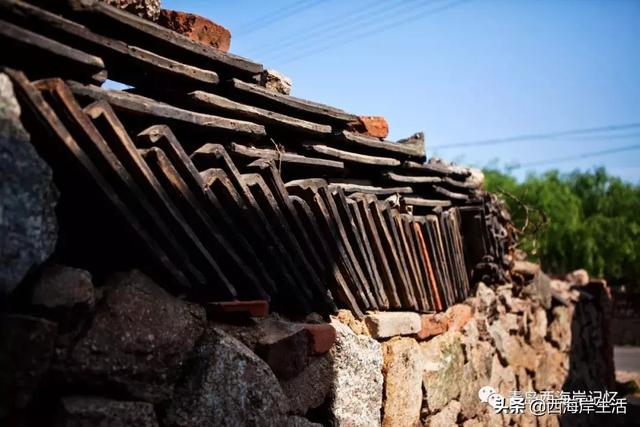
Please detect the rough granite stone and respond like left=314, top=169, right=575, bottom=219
left=365, top=311, right=421, bottom=339
left=0, top=314, right=57, bottom=417
left=425, top=400, right=461, bottom=427
left=58, top=396, right=159, bottom=427
left=548, top=305, right=572, bottom=352
left=462, top=419, right=485, bottom=427
left=260, top=69, right=292, bottom=95
left=327, top=321, right=383, bottom=427
left=420, top=331, right=464, bottom=413
left=286, top=416, right=323, bottom=427
left=62, top=270, right=206, bottom=403
left=256, top=319, right=311, bottom=380
left=501, top=312, right=520, bottom=333
left=534, top=342, right=568, bottom=391
left=102, top=0, right=161, bottom=21
left=381, top=337, right=422, bottom=427
left=488, top=320, right=536, bottom=371
left=280, top=354, right=332, bottom=415
left=566, top=268, right=589, bottom=286
left=523, top=270, right=552, bottom=309
left=530, top=306, right=547, bottom=343
left=475, top=282, right=497, bottom=317
left=489, top=355, right=516, bottom=425
left=459, top=340, right=493, bottom=419
left=163, top=327, right=288, bottom=426
left=0, top=73, right=58, bottom=295
left=332, top=309, right=369, bottom=335
left=31, top=265, right=95, bottom=326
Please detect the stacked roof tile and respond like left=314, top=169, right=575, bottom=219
left=1, top=0, right=515, bottom=317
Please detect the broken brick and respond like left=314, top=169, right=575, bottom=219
left=303, top=323, right=337, bottom=354
left=416, top=313, right=449, bottom=340
left=445, top=304, right=474, bottom=332
left=349, top=116, right=389, bottom=139
left=158, top=10, right=231, bottom=51
left=206, top=300, right=269, bottom=321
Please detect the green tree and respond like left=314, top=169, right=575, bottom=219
left=484, top=167, right=640, bottom=292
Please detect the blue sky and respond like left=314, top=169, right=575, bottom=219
left=164, top=0, right=640, bottom=182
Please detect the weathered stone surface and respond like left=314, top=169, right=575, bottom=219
left=548, top=305, right=572, bottom=352
left=209, top=318, right=261, bottom=350
left=381, top=337, right=422, bottom=427
left=446, top=303, right=474, bottom=332
left=458, top=363, right=484, bottom=420
left=529, top=306, right=548, bottom=350
left=327, top=321, right=383, bottom=427
left=350, top=116, right=390, bottom=139
left=158, top=10, right=231, bottom=51
left=501, top=312, right=520, bottom=333
left=522, top=270, right=552, bottom=309
left=416, top=313, right=449, bottom=340
left=286, top=416, right=323, bottom=427
left=425, top=400, right=461, bottom=427
left=0, top=314, right=57, bottom=417
left=305, top=312, right=325, bottom=324
left=63, top=270, right=206, bottom=403
left=534, top=342, right=568, bottom=391
left=281, top=354, right=332, bottom=415
left=566, top=268, right=589, bottom=286
left=365, top=311, right=421, bottom=339
left=459, top=340, right=493, bottom=419
left=163, top=327, right=288, bottom=426
left=103, top=0, right=161, bottom=21
left=0, top=73, right=58, bottom=295
left=488, top=355, right=517, bottom=426
left=420, top=331, right=464, bottom=413
left=256, top=319, right=311, bottom=380
left=501, top=295, right=530, bottom=314
left=332, top=309, right=368, bottom=335
left=31, top=265, right=95, bottom=322
left=475, top=282, right=497, bottom=317
left=58, top=396, right=158, bottom=427
left=512, top=260, right=540, bottom=279
left=462, top=419, right=485, bottom=427
left=487, top=320, right=536, bottom=371
left=260, top=69, right=292, bottom=95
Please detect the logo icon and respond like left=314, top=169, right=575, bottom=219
left=478, top=386, right=505, bottom=409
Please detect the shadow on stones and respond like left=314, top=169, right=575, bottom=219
left=559, top=282, right=635, bottom=427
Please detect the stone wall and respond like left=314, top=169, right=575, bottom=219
left=1, top=263, right=617, bottom=426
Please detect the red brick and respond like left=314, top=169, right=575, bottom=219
left=349, top=116, right=389, bottom=139
left=158, top=10, right=231, bottom=52
left=206, top=300, right=269, bottom=320
left=445, top=304, right=474, bottom=332
left=416, top=313, right=449, bottom=340
left=303, top=323, right=337, bottom=354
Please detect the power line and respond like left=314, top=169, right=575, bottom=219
left=234, top=0, right=328, bottom=37
left=247, top=0, right=422, bottom=58
left=274, top=0, right=473, bottom=65
left=511, top=143, right=640, bottom=169
left=270, top=0, right=453, bottom=64
left=433, top=123, right=640, bottom=149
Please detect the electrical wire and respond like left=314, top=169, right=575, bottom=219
left=433, top=123, right=640, bottom=149
left=511, top=143, right=640, bottom=169
left=274, top=0, right=473, bottom=65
